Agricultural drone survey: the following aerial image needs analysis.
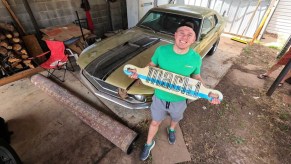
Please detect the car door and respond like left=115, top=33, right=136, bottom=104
left=197, top=14, right=219, bottom=57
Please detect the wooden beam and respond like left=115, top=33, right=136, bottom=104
left=0, top=67, right=43, bottom=86
left=1, top=0, right=26, bottom=34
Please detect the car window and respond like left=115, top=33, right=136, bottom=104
left=137, top=11, right=201, bottom=40
left=201, top=15, right=217, bottom=35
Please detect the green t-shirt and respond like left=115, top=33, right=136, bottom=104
left=151, top=44, right=202, bottom=102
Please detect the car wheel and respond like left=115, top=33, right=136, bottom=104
left=0, top=139, right=21, bottom=164
left=207, top=38, right=220, bottom=56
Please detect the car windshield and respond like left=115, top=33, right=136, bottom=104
left=137, top=11, right=201, bottom=40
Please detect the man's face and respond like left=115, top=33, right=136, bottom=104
left=174, top=26, right=196, bottom=50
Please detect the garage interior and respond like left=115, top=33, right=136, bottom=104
left=0, top=0, right=290, bottom=163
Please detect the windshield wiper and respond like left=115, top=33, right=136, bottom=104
left=138, top=24, right=156, bottom=33
left=158, top=30, right=173, bottom=35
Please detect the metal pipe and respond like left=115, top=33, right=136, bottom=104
left=236, top=0, right=251, bottom=35
left=277, top=35, right=291, bottom=58
left=75, top=11, right=86, bottom=42
left=226, top=0, right=234, bottom=16
left=267, top=59, right=291, bottom=96
left=229, top=0, right=242, bottom=33
left=213, top=0, right=218, bottom=9
left=219, top=0, right=225, bottom=14
left=30, top=74, right=138, bottom=154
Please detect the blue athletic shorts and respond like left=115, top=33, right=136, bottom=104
left=150, top=95, right=187, bottom=122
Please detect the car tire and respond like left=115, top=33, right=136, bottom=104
left=207, top=38, right=220, bottom=56
left=0, top=139, right=21, bottom=164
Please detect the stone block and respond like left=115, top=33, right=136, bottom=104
left=100, top=10, right=108, bottom=16
left=39, top=19, right=51, bottom=28
left=56, top=1, right=70, bottom=8
left=62, top=8, right=73, bottom=16
left=14, top=0, right=23, bottom=4
left=90, top=12, right=100, bottom=18
left=70, top=1, right=79, bottom=8
left=47, top=10, right=58, bottom=19
left=39, top=11, right=49, bottom=20
left=0, top=8, right=9, bottom=17
left=111, top=9, right=121, bottom=16
left=45, top=2, right=59, bottom=10
left=56, top=9, right=65, bottom=17
left=30, top=3, right=47, bottom=12
left=11, top=5, right=26, bottom=14
left=50, top=18, right=59, bottom=26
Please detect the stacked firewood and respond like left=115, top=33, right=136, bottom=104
left=0, top=22, right=34, bottom=76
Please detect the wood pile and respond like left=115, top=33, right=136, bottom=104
left=0, top=22, right=34, bottom=78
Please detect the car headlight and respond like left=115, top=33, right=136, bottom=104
left=132, top=95, right=146, bottom=102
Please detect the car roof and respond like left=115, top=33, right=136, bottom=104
left=152, top=4, right=215, bottom=19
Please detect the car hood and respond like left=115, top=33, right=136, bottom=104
left=79, top=29, right=173, bottom=95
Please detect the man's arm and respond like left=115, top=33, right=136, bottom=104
left=147, top=61, right=157, bottom=67
left=191, top=74, right=205, bottom=86
left=190, top=74, right=220, bottom=104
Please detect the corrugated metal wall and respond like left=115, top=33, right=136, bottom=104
left=184, top=0, right=270, bottom=38
left=266, top=0, right=291, bottom=36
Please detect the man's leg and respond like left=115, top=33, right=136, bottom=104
left=265, top=63, right=281, bottom=76
left=146, top=120, right=161, bottom=144
left=170, top=120, right=178, bottom=130
left=140, top=96, right=166, bottom=161
left=167, top=101, right=187, bottom=144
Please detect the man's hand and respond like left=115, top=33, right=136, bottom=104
left=128, top=68, right=138, bottom=79
left=208, top=92, right=221, bottom=105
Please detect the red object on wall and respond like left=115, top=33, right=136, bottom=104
left=81, top=0, right=94, bottom=33
left=85, top=11, right=94, bottom=33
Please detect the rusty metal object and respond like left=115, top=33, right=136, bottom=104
left=30, top=74, right=138, bottom=154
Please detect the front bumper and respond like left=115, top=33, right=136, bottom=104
left=80, top=71, right=151, bottom=110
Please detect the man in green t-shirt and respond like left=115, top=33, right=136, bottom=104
left=130, top=22, right=220, bottom=161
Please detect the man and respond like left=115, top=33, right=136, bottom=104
left=130, top=22, right=220, bottom=161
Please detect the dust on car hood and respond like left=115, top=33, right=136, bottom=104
left=79, top=28, right=173, bottom=95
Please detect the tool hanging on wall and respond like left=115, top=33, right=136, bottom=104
left=231, top=0, right=261, bottom=44
left=75, top=11, right=88, bottom=48
left=81, top=0, right=94, bottom=33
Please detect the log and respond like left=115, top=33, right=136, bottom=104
left=20, top=49, right=27, bottom=55
left=0, top=34, right=5, bottom=40
left=0, top=40, right=9, bottom=48
left=7, top=46, right=12, bottom=50
left=12, top=31, right=19, bottom=37
left=11, top=62, right=19, bottom=67
left=0, top=47, right=7, bottom=55
left=8, top=57, right=21, bottom=63
left=0, top=22, right=14, bottom=32
left=21, top=54, right=28, bottom=59
left=12, top=37, right=20, bottom=43
left=12, top=44, right=22, bottom=51
left=30, top=74, right=138, bottom=154
left=15, top=63, right=23, bottom=69
left=23, top=59, right=34, bottom=68
left=4, top=32, right=12, bottom=39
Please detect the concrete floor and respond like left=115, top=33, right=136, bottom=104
left=0, top=34, right=245, bottom=163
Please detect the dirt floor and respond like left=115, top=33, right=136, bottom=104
left=1, top=40, right=290, bottom=163
left=178, top=44, right=291, bottom=163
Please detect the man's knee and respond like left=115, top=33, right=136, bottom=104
left=150, top=120, right=161, bottom=127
